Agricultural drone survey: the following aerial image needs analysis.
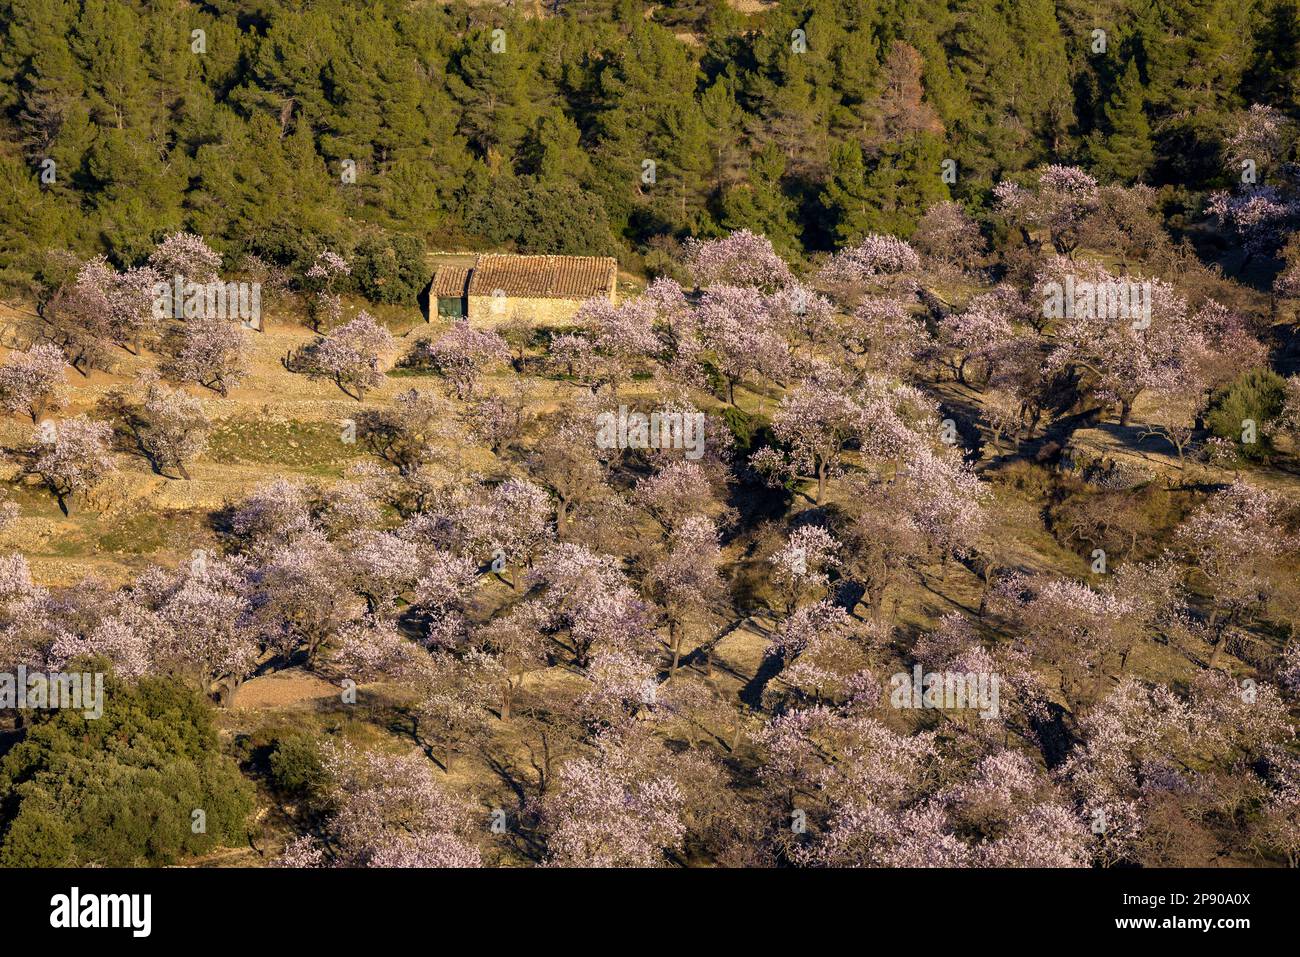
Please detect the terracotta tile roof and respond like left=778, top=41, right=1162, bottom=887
left=431, top=265, right=471, bottom=298
left=466, top=254, right=616, bottom=300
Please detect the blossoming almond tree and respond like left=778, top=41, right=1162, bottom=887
left=1207, top=185, right=1298, bottom=263
left=410, top=549, right=480, bottom=648
left=838, top=474, right=927, bottom=620
left=132, top=372, right=211, bottom=479
left=527, top=402, right=609, bottom=536
left=139, top=555, right=259, bottom=705
left=694, top=284, right=790, bottom=405
left=147, top=232, right=222, bottom=285
left=248, top=535, right=364, bottom=665
left=344, top=529, right=422, bottom=616
left=1043, top=268, right=1191, bottom=426
left=937, top=289, right=1016, bottom=386
left=633, top=459, right=719, bottom=534
left=465, top=385, right=531, bottom=455
left=529, top=542, right=653, bottom=667
left=1061, top=673, right=1292, bottom=866
left=896, top=446, right=988, bottom=569
left=815, top=233, right=921, bottom=301
left=758, top=706, right=950, bottom=866
left=413, top=649, right=497, bottom=772
left=752, top=380, right=863, bottom=504
left=303, top=250, right=351, bottom=331
left=538, top=732, right=687, bottom=867
left=27, top=415, right=116, bottom=514
left=411, top=321, right=511, bottom=400
left=306, top=310, right=394, bottom=400
left=767, top=525, right=840, bottom=617
left=765, top=599, right=869, bottom=706
left=648, top=515, right=725, bottom=672
left=912, top=200, right=987, bottom=276
left=0, top=553, right=55, bottom=669
left=166, top=314, right=248, bottom=396
left=992, top=573, right=1132, bottom=703
left=768, top=283, right=836, bottom=345
left=562, top=296, right=662, bottom=394
left=41, top=257, right=118, bottom=374
left=280, top=742, right=481, bottom=867
left=1176, top=480, right=1295, bottom=667
left=0, top=343, right=66, bottom=421
left=683, top=229, right=793, bottom=291
left=474, top=602, right=549, bottom=720
left=840, top=297, right=931, bottom=378
left=995, top=165, right=1099, bottom=257
left=107, top=263, right=165, bottom=354
left=483, top=477, right=555, bottom=590
left=230, top=478, right=317, bottom=551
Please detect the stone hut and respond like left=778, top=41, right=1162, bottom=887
left=431, top=253, right=617, bottom=325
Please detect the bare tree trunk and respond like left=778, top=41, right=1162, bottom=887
left=500, top=680, right=513, bottom=722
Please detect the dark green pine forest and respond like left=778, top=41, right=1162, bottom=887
left=0, top=0, right=1297, bottom=293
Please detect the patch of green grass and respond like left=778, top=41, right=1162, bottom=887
left=42, top=530, right=92, bottom=558
left=4, top=479, right=66, bottom=520
left=207, top=417, right=354, bottom=475
left=96, top=508, right=205, bottom=556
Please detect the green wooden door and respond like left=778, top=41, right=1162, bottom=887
left=437, top=296, right=465, bottom=319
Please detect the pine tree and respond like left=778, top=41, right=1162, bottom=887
left=446, top=23, right=540, bottom=168
left=720, top=145, right=802, bottom=259
left=746, top=47, right=829, bottom=178
left=524, top=110, right=594, bottom=186
left=1088, top=59, right=1155, bottom=183
left=829, top=23, right=884, bottom=150
left=701, top=78, right=745, bottom=193
left=821, top=141, right=875, bottom=244
left=590, top=23, right=705, bottom=238
left=1138, top=0, right=1254, bottom=119
left=822, top=131, right=949, bottom=244
left=654, top=100, right=714, bottom=234
left=943, top=0, right=1072, bottom=183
